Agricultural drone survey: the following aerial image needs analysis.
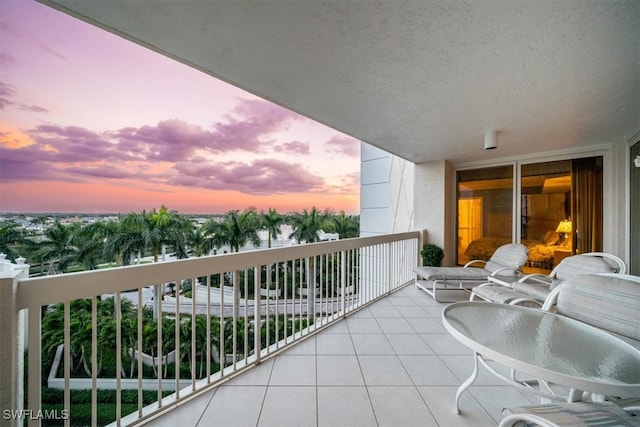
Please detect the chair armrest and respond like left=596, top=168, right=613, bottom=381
left=541, top=286, right=562, bottom=311
left=516, top=273, right=552, bottom=285
left=489, top=267, right=522, bottom=277
left=463, top=259, right=487, bottom=268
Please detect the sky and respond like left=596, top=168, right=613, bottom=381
left=0, top=0, right=361, bottom=215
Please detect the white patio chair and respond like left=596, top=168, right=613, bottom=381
left=414, top=243, right=528, bottom=302
left=469, top=252, right=626, bottom=307
left=540, top=273, right=640, bottom=349
left=522, top=273, right=640, bottom=405
left=499, top=401, right=640, bottom=427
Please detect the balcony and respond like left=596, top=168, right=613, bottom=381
left=143, top=283, right=539, bottom=427
left=1, top=231, right=539, bottom=426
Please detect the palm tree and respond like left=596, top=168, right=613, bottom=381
left=71, top=221, right=116, bottom=270
left=331, top=211, right=360, bottom=239
left=186, top=225, right=213, bottom=257
left=207, top=209, right=261, bottom=253
left=36, top=220, right=78, bottom=274
left=288, top=207, right=329, bottom=244
left=0, top=220, right=27, bottom=261
left=261, top=208, right=284, bottom=248
left=118, top=206, right=191, bottom=316
left=121, top=205, right=190, bottom=263
left=288, top=207, right=331, bottom=315
left=105, top=216, right=146, bottom=266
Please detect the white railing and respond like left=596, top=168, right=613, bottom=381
left=1, top=232, right=420, bottom=426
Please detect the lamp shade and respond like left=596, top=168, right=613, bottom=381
left=555, top=220, right=572, bottom=234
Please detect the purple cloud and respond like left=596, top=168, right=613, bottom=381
left=0, top=81, right=48, bottom=112
left=0, top=81, right=17, bottom=110
left=19, top=104, right=48, bottom=113
left=63, top=165, right=139, bottom=180
left=112, top=120, right=208, bottom=161
left=0, top=144, right=60, bottom=181
left=172, top=158, right=324, bottom=195
left=274, top=141, right=310, bottom=155
left=107, top=99, right=302, bottom=161
left=325, top=135, right=360, bottom=157
left=211, top=99, right=300, bottom=151
left=0, top=96, right=343, bottom=198
left=32, top=124, right=134, bottom=163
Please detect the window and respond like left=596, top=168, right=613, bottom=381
left=457, top=166, right=513, bottom=264
left=456, top=156, right=603, bottom=274
left=521, top=160, right=572, bottom=271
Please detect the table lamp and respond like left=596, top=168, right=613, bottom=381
left=556, top=220, right=572, bottom=247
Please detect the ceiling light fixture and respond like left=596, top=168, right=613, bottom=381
left=484, top=131, right=498, bottom=150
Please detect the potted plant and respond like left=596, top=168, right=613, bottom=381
left=421, top=244, right=444, bottom=267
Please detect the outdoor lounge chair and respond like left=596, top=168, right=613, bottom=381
left=541, top=273, right=640, bottom=349
left=414, top=243, right=528, bottom=302
left=469, top=252, right=626, bottom=307
left=499, top=401, right=640, bottom=427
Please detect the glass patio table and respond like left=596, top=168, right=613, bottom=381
left=442, top=302, right=640, bottom=414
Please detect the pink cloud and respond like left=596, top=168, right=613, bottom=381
left=172, top=158, right=324, bottom=195
left=0, top=81, right=17, bottom=110
left=273, top=141, right=311, bottom=155
left=0, top=80, right=49, bottom=112
left=0, top=144, right=58, bottom=181
left=325, top=135, right=360, bottom=157
left=212, top=99, right=300, bottom=151
left=0, top=111, right=327, bottom=197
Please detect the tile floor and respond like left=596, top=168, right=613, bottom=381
left=145, top=283, right=538, bottom=427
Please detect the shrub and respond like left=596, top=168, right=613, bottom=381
left=421, top=244, right=444, bottom=267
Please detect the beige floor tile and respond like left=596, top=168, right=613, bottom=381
left=316, top=333, right=355, bottom=355
left=386, top=333, right=434, bottom=355
left=258, top=386, right=316, bottom=427
left=199, top=386, right=266, bottom=427
left=368, top=386, right=438, bottom=427
left=317, top=386, right=376, bottom=427
left=358, top=355, right=413, bottom=385
left=269, top=355, right=316, bottom=385
left=316, top=355, right=365, bottom=385
left=351, top=333, right=395, bottom=355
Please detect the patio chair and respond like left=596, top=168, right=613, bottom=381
left=469, top=252, right=626, bottom=307
left=541, top=273, right=640, bottom=349
left=499, top=401, right=640, bottom=427
left=414, top=243, right=528, bottom=302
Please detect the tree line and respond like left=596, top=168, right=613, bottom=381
left=0, top=206, right=359, bottom=276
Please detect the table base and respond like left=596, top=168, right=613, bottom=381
left=455, top=352, right=585, bottom=414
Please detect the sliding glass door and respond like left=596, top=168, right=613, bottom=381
left=521, top=160, right=571, bottom=271
left=456, top=156, right=603, bottom=273
left=631, top=142, right=640, bottom=276
left=457, top=166, right=513, bottom=264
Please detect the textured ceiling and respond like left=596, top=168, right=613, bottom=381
left=40, top=0, right=640, bottom=163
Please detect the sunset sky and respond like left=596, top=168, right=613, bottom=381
left=0, top=0, right=361, bottom=215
